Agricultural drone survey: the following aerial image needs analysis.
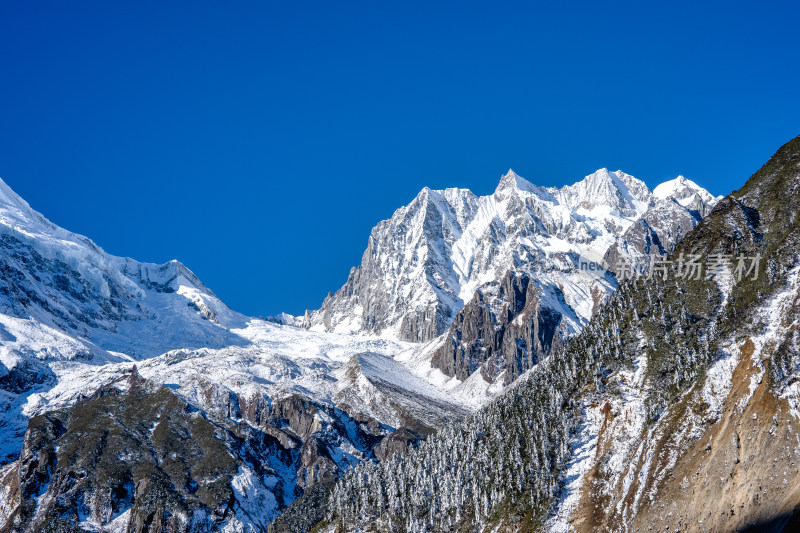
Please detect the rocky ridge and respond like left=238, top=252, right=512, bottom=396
left=305, top=169, right=720, bottom=349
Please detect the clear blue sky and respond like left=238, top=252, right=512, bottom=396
left=1, top=1, right=798, bottom=316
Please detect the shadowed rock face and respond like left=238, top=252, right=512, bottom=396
left=297, top=438, right=338, bottom=492
left=266, top=478, right=337, bottom=533
left=373, top=427, right=425, bottom=462
left=234, top=392, right=388, bottom=489
left=431, top=270, right=565, bottom=384
left=269, top=396, right=327, bottom=442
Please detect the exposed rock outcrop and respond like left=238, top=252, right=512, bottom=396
left=431, top=270, right=566, bottom=384
left=373, top=427, right=425, bottom=461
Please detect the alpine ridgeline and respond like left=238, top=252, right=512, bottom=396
left=306, top=169, right=718, bottom=344
left=0, top=175, right=465, bottom=533
left=306, top=169, right=718, bottom=386
left=327, top=135, right=800, bottom=533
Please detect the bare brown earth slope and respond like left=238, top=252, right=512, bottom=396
left=560, top=136, right=800, bottom=533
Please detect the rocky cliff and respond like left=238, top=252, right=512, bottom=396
left=1, top=371, right=276, bottom=532
left=430, top=270, right=566, bottom=384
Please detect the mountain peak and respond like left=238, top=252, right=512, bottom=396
left=494, top=168, right=544, bottom=196
left=556, top=168, right=650, bottom=215
left=653, top=175, right=718, bottom=206
left=0, top=176, right=34, bottom=216
left=590, top=167, right=613, bottom=178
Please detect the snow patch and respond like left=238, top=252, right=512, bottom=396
left=546, top=401, right=604, bottom=533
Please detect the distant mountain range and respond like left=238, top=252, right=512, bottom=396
left=306, top=169, right=719, bottom=385
left=306, top=168, right=719, bottom=342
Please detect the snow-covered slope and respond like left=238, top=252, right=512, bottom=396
left=0, top=176, right=468, bottom=470
left=0, top=177, right=247, bottom=359
left=20, top=320, right=466, bottom=433
left=306, top=169, right=720, bottom=342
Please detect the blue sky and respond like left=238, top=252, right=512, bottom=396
left=1, top=1, right=799, bottom=316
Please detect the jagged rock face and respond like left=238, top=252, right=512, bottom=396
left=270, top=396, right=329, bottom=442
left=307, top=187, right=480, bottom=343
left=297, top=438, right=338, bottom=492
left=431, top=270, right=566, bottom=384
left=259, top=395, right=384, bottom=491
left=200, top=386, right=390, bottom=490
left=372, top=427, right=424, bottom=461
left=306, top=169, right=719, bottom=342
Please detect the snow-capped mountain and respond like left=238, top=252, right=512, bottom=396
left=603, top=174, right=723, bottom=277
left=327, top=134, right=800, bottom=533
left=0, top=175, right=477, bottom=531
left=305, top=168, right=720, bottom=343
left=0, top=176, right=256, bottom=466
left=0, top=177, right=247, bottom=359
left=653, top=173, right=720, bottom=208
